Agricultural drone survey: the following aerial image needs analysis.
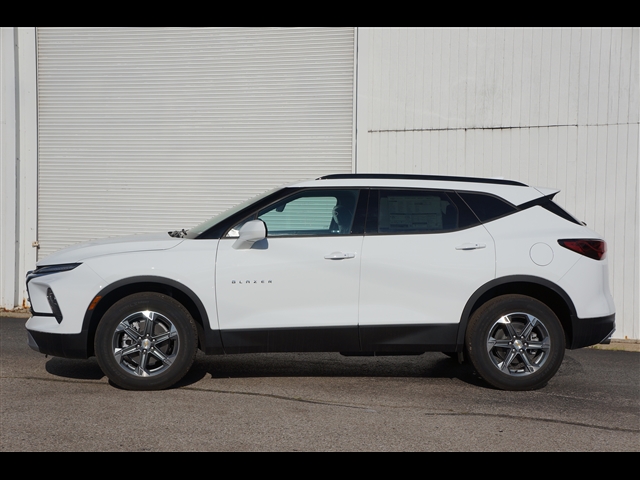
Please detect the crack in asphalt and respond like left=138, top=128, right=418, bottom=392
left=183, top=385, right=640, bottom=434
left=169, top=387, right=640, bottom=433
left=181, top=385, right=376, bottom=411
left=1, top=376, right=107, bottom=386
left=1, top=375, right=374, bottom=411
left=422, top=412, right=640, bottom=434
left=4, top=375, right=638, bottom=434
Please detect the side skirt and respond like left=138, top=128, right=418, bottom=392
left=218, top=324, right=459, bottom=355
left=359, top=324, right=459, bottom=353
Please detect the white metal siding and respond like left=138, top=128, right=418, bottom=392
left=357, top=27, right=639, bottom=341
left=2, top=28, right=39, bottom=310
left=1, top=28, right=17, bottom=309
left=36, top=27, right=355, bottom=258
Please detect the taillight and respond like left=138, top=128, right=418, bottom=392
left=558, top=239, right=607, bottom=261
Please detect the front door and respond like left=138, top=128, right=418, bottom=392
left=215, top=189, right=364, bottom=353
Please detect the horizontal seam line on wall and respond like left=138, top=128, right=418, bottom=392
left=368, top=122, right=640, bottom=133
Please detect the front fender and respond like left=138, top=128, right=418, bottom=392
left=82, top=276, right=223, bottom=356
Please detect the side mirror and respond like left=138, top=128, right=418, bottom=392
left=232, top=220, right=267, bottom=250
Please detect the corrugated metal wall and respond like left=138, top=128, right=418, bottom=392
left=36, top=27, right=356, bottom=258
left=357, top=27, right=639, bottom=340
left=0, top=28, right=17, bottom=309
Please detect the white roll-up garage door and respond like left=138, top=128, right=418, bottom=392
left=36, top=27, right=355, bottom=258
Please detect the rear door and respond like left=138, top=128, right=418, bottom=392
left=358, top=189, right=496, bottom=351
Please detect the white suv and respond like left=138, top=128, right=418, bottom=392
left=25, top=174, right=616, bottom=391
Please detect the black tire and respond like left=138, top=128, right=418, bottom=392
left=465, top=294, right=565, bottom=391
left=95, top=292, right=198, bottom=391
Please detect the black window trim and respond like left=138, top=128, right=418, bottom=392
left=516, top=193, right=583, bottom=225
left=197, top=185, right=578, bottom=240
left=456, top=190, right=583, bottom=226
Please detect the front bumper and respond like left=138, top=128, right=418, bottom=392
left=569, top=313, right=616, bottom=350
left=27, top=324, right=90, bottom=359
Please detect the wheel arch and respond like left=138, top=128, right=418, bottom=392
left=457, top=276, right=578, bottom=350
left=82, top=276, right=223, bottom=357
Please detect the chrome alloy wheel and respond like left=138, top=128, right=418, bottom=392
left=486, top=312, right=551, bottom=376
left=112, top=310, right=179, bottom=378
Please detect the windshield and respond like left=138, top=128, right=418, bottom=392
left=184, top=187, right=280, bottom=239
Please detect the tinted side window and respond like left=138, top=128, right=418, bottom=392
left=457, top=192, right=517, bottom=222
left=257, top=189, right=359, bottom=237
left=375, top=190, right=478, bottom=234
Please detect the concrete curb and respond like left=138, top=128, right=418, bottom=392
left=589, top=340, right=640, bottom=352
left=3, top=309, right=638, bottom=352
left=1, top=310, right=30, bottom=319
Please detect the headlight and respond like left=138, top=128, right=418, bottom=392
left=27, top=263, right=82, bottom=282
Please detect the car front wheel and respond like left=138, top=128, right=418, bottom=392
left=95, top=292, right=198, bottom=391
left=465, top=295, right=566, bottom=391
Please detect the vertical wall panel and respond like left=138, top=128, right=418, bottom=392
left=0, top=28, right=17, bottom=309
left=357, top=27, right=639, bottom=340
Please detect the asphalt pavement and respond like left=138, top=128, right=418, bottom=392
left=1, top=315, right=639, bottom=451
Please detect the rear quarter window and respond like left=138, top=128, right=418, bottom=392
left=457, top=192, right=517, bottom=223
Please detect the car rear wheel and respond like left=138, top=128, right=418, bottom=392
left=95, top=292, right=197, bottom=391
left=465, top=295, right=565, bottom=391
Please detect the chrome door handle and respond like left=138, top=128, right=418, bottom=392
left=455, top=243, right=487, bottom=251
left=324, top=252, right=356, bottom=260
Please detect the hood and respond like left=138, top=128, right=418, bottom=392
left=37, top=233, right=184, bottom=266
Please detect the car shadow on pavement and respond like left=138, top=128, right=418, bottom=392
left=41, top=352, right=491, bottom=390
left=45, top=357, right=105, bottom=381
left=176, top=352, right=491, bottom=389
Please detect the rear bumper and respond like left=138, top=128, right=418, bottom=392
left=569, top=313, right=616, bottom=350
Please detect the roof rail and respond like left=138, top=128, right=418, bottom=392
left=318, top=173, right=528, bottom=187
